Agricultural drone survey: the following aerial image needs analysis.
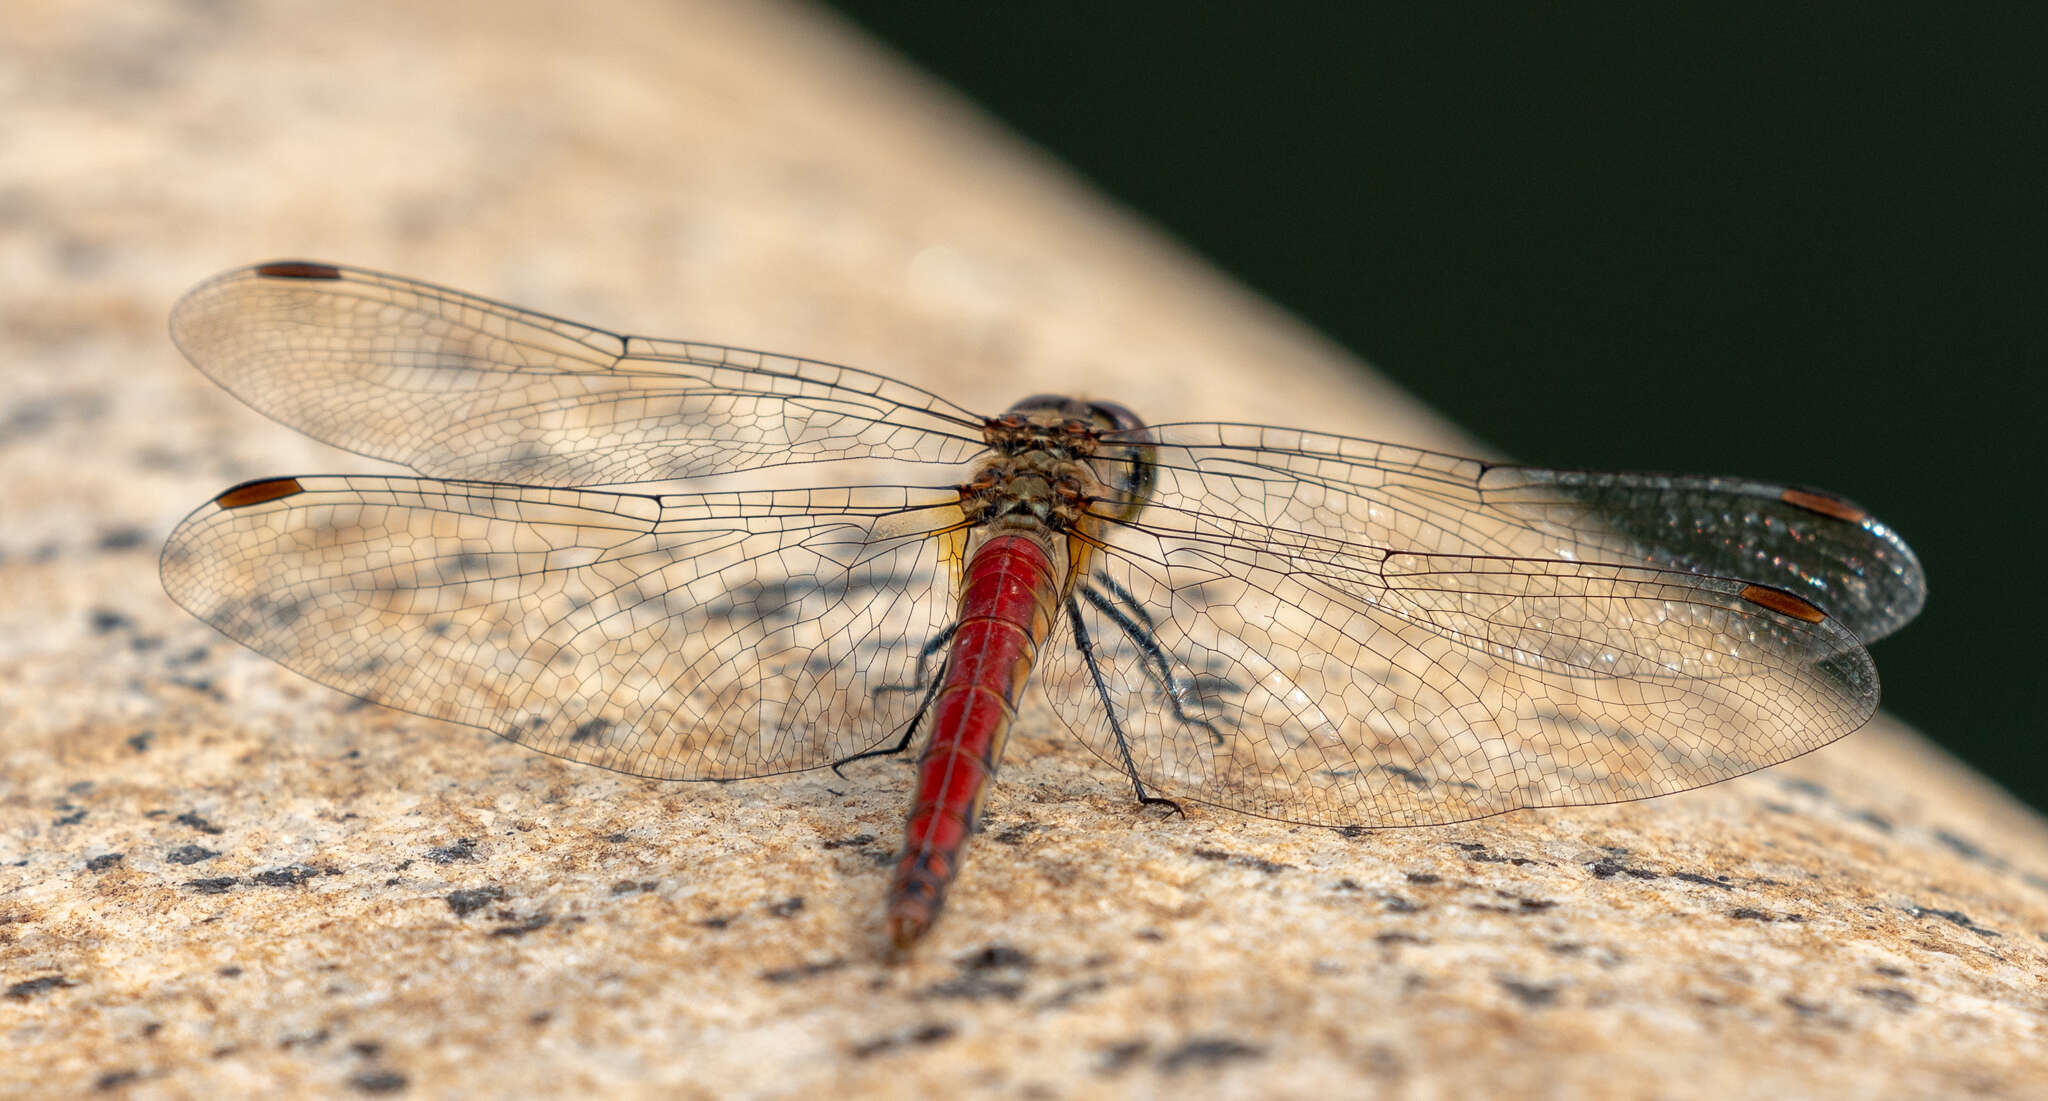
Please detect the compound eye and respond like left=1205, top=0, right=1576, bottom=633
left=1004, top=394, right=1082, bottom=417
left=1089, top=400, right=1146, bottom=435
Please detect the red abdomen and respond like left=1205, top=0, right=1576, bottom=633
left=885, top=532, right=1060, bottom=949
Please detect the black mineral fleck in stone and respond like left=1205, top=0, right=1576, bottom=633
left=348, top=1070, right=408, bottom=1094
left=6, top=975, right=71, bottom=999
left=445, top=887, right=506, bottom=917
left=175, top=812, right=223, bottom=835
left=425, top=838, right=478, bottom=864
left=1159, top=1037, right=1263, bottom=1073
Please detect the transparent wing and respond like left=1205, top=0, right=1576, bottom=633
left=163, top=263, right=1922, bottom=821
left=1044, top=507, right=1876, bottom=827
left=160, top=474, right=966, bottom=779
left=170, top=262, right=990, bottom=486
left=1119, top=423, right=1925, bottom=643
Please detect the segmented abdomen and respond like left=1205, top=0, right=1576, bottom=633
left=884, top=531, right=1060, bottom=949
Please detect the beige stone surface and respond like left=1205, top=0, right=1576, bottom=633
left=1, top=1, right=2042, bottom=1097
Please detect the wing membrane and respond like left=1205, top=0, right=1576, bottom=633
left=160, top=475, right=965, bottom=779
left=163, top=262, right=1923, bottom=824
left=1123, top=423, right=1925, bottom=643
left=1043, top=514, right=1874, bottom=827
left=170, top=263, right=989, bottom=486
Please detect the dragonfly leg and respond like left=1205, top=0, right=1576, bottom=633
left=832, top=622, right=958, bottom=778
left=1067, top=592, right=1184, bottom=818
left=871, top=621, right=959, bottom=699
left=1077, top=578, right=1235, bottom=746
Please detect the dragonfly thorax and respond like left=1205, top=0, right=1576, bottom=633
left=956, top=448, right=1096, bottom=532
left=968, top=395, right=1156, bottom=531
left=962, top=396, right=1156, bottom=533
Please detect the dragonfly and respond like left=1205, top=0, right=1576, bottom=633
left=160, top=261, right=1925, bottom=951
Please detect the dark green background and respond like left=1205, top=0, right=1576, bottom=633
left=825, top=4, right=2045, bottom=813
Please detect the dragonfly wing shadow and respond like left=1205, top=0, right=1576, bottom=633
left=1077, top=573, right=1245, bottom=745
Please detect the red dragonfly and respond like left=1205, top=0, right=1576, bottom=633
left=160, top=262, right=1925, bottom=950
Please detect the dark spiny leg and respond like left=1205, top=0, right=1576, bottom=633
left=871, top=622, right=959, bottom=698
left=1076, top=583, right=1231, bottom=745
left=833, top=623, right=956, bottom=777
left=1068, top=593, right=1182, bottom=817
left=832, top=674, right=943, bottom=776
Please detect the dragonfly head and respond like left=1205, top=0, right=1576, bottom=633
left=1001, top=394, right=1143, bottom=433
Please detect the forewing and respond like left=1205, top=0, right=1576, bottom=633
left=170, top=262, right=989, bottom=486
left=1123, top=423, right=1924, bottom=643
left=161, top=475, right=964, bottom=779
left=1040, top=503, right=1875, bottom=827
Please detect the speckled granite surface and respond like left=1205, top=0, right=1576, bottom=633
left=2, top=1, right=2043, bottom=1097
